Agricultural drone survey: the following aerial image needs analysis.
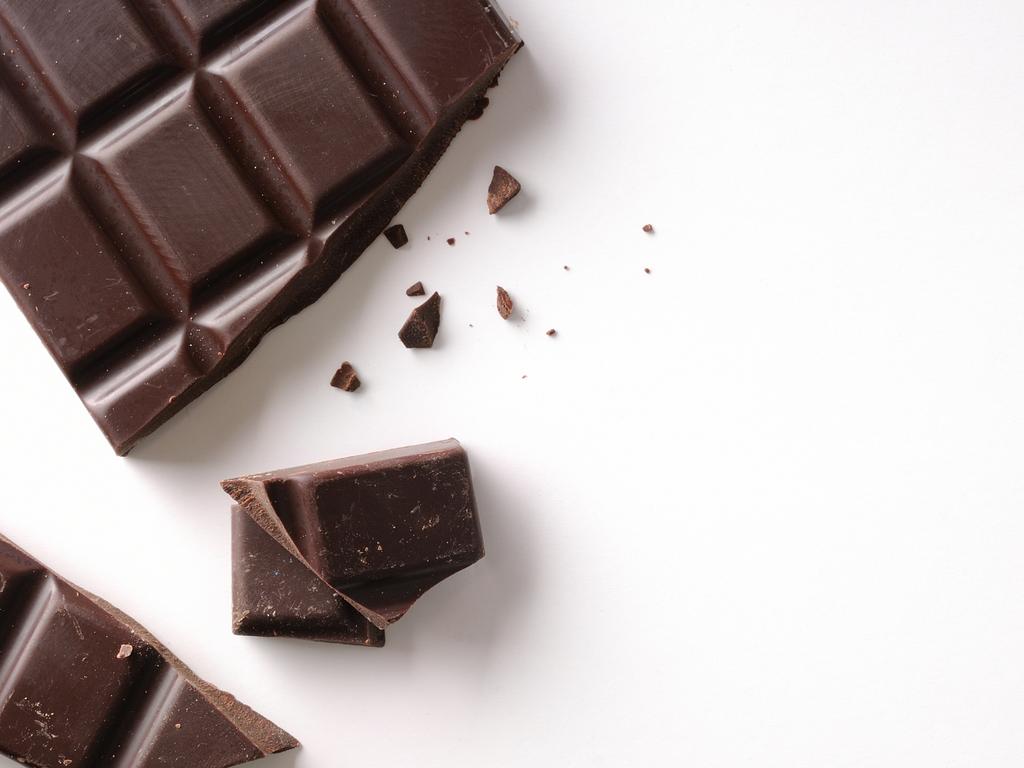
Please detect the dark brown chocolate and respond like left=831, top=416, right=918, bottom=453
left=383, top=224, right=409, bottom=249
left=0, top=0, right=521, bottom=454
left=222, top=439, right=484, bottom=646
left=399, top=292, right=442, bottom=348
left=643, top=224, right=655, bottom=233
left=447, top=237, right=456, bottom=246
left=546, top=328, right=557, bottom=337
left=496, top=286, right=514, bottom=319
left=487, top=165, right=521, bottom=214
left=330, top=361, right=360, bottom=392
left=0, top=534, right=296, bottom=766
left=405, top=281, right=426, bottom=297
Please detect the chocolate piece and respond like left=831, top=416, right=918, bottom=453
left=643, top=224, right=655, bottom=233
left=546, top=328, right=557, bottom=336
left=0, top=534, right=297, bottom=766
left=644, top=267, right=651, bottom=274
left=487, top=166, right=521, bottom=214
left=330, top=361, right=360, bottom=392
left=399, top=292, right=442, bottom=348
left=222, top=439, right=484, bottom=645
left=447, top=237, right=456, bottom=246
left=406, top=281, right=426, bottom=297
left=383, top=224, right=409, bottom=249
left=0, top=0, right=521, bottom=455
left=496, top=286, right=514, bottom=319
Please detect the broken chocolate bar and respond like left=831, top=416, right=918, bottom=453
left=222, top=439, right=484, bottom=646
left=330, top=361, right=360, bottom=392
left=0, top=0, right=521, bottom=454
left=496, top=286, right=514, bottom=319
left=399, top=292, right=442, bottom=348
left=487, top=166, right=521, bottom=213
left=383, top=224, right=409, bottom=249
left=0, top=534, right=296, bottom=766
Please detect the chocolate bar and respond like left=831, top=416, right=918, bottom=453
left=222, top=439, right=484, bottom=645
left=0, top=0, right=521, bottom=454
left=0, top=534, right=297, bottom=766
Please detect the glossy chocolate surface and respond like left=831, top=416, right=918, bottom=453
left=0, top=534, right=297, bottom=767
left=0, top=0, right=520, bottom=454
left=222, top=439, right=484, bottom=645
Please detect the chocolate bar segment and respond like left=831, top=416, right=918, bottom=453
left=0, top=534, right=297, bottom=767
left=0, top=0, right=521, bottom=454
left=222, top=439, right=484, bottom=645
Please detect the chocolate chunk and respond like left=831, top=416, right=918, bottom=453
left=546, top=328, right=557, bottom=337
left=399, top=292, right=442, bottom=348
left=496, top=286, right=514, bottom=319
left=221, top=439, right=484, bottom=645
left=0, top=0, right=522, bottom=455
left=330, top=362, right=361, bottom=392
left=383, top=224, right=409, bottom=249
left=406, top=281, right=426, bottom=297
left=487, top=166, right=522, bottom=214
left=0, top=534, right=296, bottom=766
left=447, top=237, right=456, bottom=246
left=643, top=224, right=655, bottom=233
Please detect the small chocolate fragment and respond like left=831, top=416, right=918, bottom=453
left=222, top=439, right=484, bottom=645
left=383, top=224, right=409, bottom=249
left=496, top=286, right=514, bottom=319
left=488, top=166, right=522, bottom=214
left=331, top=362, right=361, bottom=392
left=546, top=328, right=557, bottom=337
left=447, top=237, right=456, bottom=246
left=467, top=95, right=490, bottom=120
left=406, top=281, right=426, bottom=297
left=0, top=535, right=297, bottom=766
left=644, top=267, right=651, bottom=274
left=643, top=224, right=655, bottom=233
left=399, top=292, right=442, bottom=348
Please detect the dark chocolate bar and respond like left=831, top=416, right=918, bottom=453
left=222, top=439, right=484, bottom=646
left=0, top=0, right=521, bottom=454
left=0, top=534, right=297, bottom=767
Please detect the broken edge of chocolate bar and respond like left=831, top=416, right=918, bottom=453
left=0, top=0, right=522, bottom=455
left=0, top=534, right=297, bottom=766
left=330, top=361, right=361, bottom=392
left=221, top=439, right=484, bottom=646
left=487, top=166, right=522, bottom=214
left=399, top=292, right=442, bottom=348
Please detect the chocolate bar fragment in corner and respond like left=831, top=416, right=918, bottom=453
left=0, top=535, right=297, bottom=767
left=222, top=439, right=484, bottom=646
left=0, top=0, right=522, bottom=454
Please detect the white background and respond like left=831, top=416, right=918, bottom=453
left=3, top=0, right=1024, bottom=765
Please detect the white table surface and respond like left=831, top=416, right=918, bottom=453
left=4, top=1, right=1024, bottom=766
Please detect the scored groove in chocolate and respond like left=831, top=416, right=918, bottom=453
left=0, top=0, right=521, bottom=454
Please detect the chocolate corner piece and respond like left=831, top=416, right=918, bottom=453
left=487, top=166, right=522, bottom=214
left=399, top=292, right=442, bottom=348
left=222, top=439, right=484, bottom=645
left=330, top=362, right=361, bottom=392
left=406, top=281, right=426, bottom=296
left=383, top=224, right=409, bottom=249
left=0, top=535, right=297, bottom=767
left=496, top=286, right=514, bottom=319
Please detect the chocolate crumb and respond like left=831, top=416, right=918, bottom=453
left=383, top=224, right=408, bottom=248
left=643, top=224, right=654, bottom=233
left=487, top=166, right=521, bottom=214
left=447, top=237, right=456, bottom=246
left=467, top=95, right=490, bottom=120
left=496, top=286, right=514, bottom=319
left=522, top=374, right=527, bottom=379
left=399, top=292, right=442, bottom=348
left=644, top=267, right=651, bottom=274
left=116, top=644, right=133, bottom=659
left=563, top=266, right=570, bottom=271
left=406, top=281, right=425, bottom=297
left=464, top=231, right=471, bottom=236
left=546, top=329, right=557, bottom=337
left=330, top=362, right=361, bottom=392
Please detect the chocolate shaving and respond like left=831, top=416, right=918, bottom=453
left=406, top=281, right=426, bottom=296
left=383, top=224, right=409, bottom=248
left=487, top=166, right=521, bottom=214
left=496, top=286, right=514, bottom=319
left=331, top=362, right=361, bottom=392
left=399, top=292, right=442, bottom=348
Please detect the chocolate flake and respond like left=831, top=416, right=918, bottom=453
left=487, top=166, right=522, bottom=214
left=331, top=362, right=361, bottom=392
left=399, top=292, right=442, bottom=348
left=546, top=328, right=557, bottom=337
left=406, top=281, right=426, bottom=296
left=383, top=224, right=409, bottom=249
left=644, top=267, right=651, bottom=274
left=496, top=286, right=514, bottom=319
left=643, top=224, right=655, bottom=233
